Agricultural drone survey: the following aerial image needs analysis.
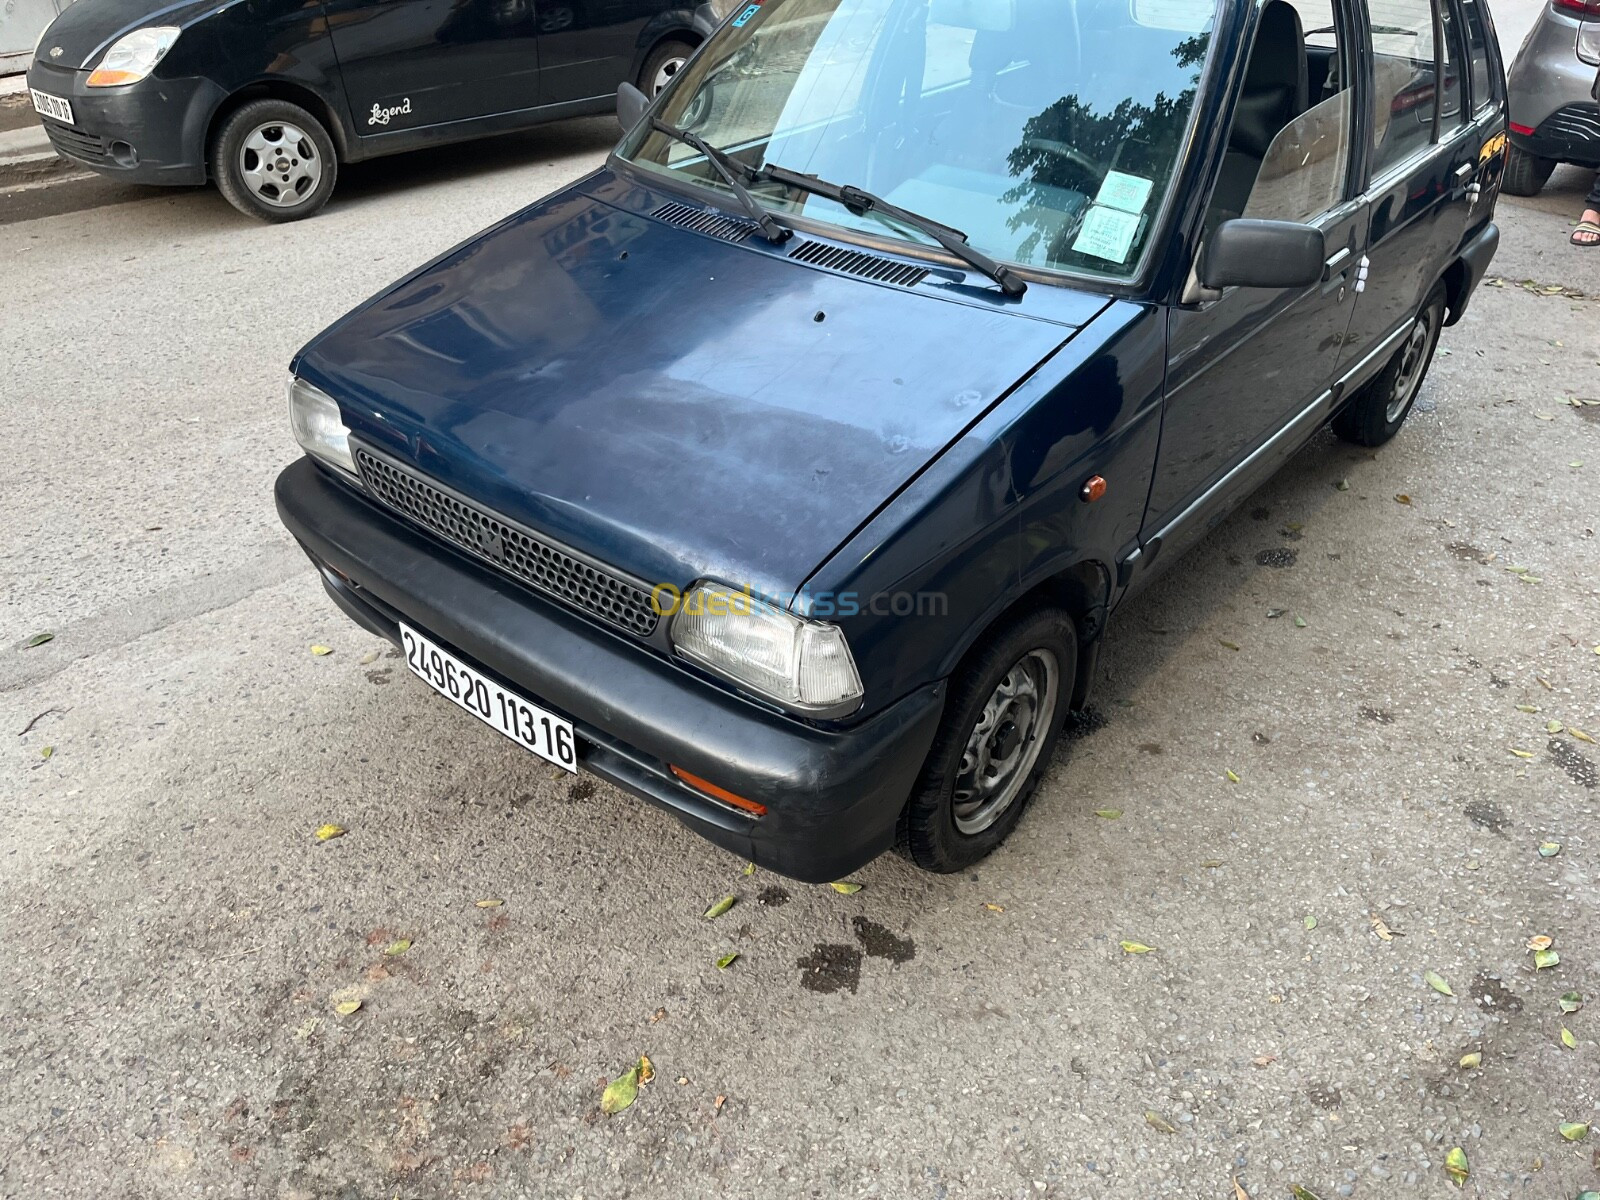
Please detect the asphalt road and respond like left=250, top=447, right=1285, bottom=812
left=4, top=98, right=1600, bottom=1200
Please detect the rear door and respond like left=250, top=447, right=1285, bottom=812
left=324, top=0, right=542, bottom=136
left=1338, top=0, right=1481, bottom=364
left=534, top=1, right=668, bottom=105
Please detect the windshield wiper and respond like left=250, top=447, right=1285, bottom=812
left=648, top=118, right=791, bottom=245
left=760, top=164, right=1027, bottom=297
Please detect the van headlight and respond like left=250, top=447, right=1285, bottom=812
left=670, top=584, right=863, bottom=715
left=87, top=26, right=180, bottom=86
left=287, top=377, right=356, bottom=475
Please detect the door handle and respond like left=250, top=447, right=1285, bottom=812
left=1323, top=246, right=1351, bottom=279
left=1454, top=162, right=1475, bottom=182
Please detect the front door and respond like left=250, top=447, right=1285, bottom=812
left=534, top=1, right=663, bottom=106
left=1143, top=0, right=1365, bottom=559
left=324, top=0, right=543, bottom=137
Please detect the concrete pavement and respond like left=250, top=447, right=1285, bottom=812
left=3, top=53, right=1600, bottom=1200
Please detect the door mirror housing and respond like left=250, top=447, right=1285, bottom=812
left=1199, top=219, right=1327, bottom=290
left=617, top=82, right=649, bottom=134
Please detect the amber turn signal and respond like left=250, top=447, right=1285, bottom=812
left=670, top=765, right=767, bottom=816
left=1080, top=474, right=1108, bottom=502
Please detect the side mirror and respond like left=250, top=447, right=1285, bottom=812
left=617, top=82, right=649, bottom=134
left=1199, top=218, right=1326, bottom=290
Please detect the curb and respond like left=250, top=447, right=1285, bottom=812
left=0, top=150, right=76, bottom=189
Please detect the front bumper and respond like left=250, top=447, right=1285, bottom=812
left=274, top=458, right=945, bottom=883
left=24, top=60, right=218, bottom=185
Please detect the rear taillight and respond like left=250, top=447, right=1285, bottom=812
left=1552, top=0, right=1600, bottom=17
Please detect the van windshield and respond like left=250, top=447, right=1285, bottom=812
left=619, top=0, right=1218, bottom=282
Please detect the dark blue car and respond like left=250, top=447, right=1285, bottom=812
left=276, top=0, right=1506, bottom=881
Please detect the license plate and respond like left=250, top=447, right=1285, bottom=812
left=399, top=622, right=578, bottom=773
left=30, top=89, right=74, bottom=126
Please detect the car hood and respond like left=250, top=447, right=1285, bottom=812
left=38, top=0, right=215, bottom=69
left=295, top=175, right=1105, bottom=603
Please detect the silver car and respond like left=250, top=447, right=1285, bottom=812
left=1504, top=0, right=1600, bottom=194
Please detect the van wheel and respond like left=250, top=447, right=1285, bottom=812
left=640, top=38, right=697, bottom=98
left=1500, top=145, right=1554, bottom=197
left=211, top=99, right=338, bottom=223
left=898, top=608, right=1077, bottom=873
left=1332, top=283, right=1446, bottom=448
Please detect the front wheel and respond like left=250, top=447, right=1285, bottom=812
left=211, top=99, right=338, bottom=223
left=1331, top=282, right=1446, bottom=448
left=897, top=607, right=1078, bottom=873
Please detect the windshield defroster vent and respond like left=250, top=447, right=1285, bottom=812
left=651, top=201, right=758, bottom=242
left=787, top=241, right=929, bottom=288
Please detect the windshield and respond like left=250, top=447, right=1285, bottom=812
left=619, top=0, right=1218, bottom=282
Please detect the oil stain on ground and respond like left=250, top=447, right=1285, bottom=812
left=1469, top=971, right=1523, bottom=1015
left=757, top=885, right=789, bottom=907
left=1255, top=548, right=1298, bottom=568
left=1549, top=739, right=1597, bottom=789
left=566, top=779, right=596, bottom=802
left=1463, top=799, right=1511, bottom=834
left=797, top=944, right=861, bottom=994
left=852, top=917, right=916, bottom=963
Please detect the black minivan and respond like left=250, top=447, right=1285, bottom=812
left=277, top=0, right=1506, bottom=881
left=25, top=0, right=729, bottom=220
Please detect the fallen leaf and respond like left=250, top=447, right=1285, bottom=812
left=983, top=903, right=1005, bottom=913
left=40, top=746, right=53, bottom=760
left=1559, top=1122, right=1589, bottom=1142
left=1251, top=1055, right=1276, bottom=1067
left=649, top=1007, right=667, bottom=1023
left=1119, top=941, right=1155, bottom=955
left=1224, top=769, right=1240, bottom=784
left=1232, top=1176, right=1251, bottom=1200
left=24, top=632, right=54, bottom=648
left=1201, top=859, right=1225, bottom=869
left=703, top=895, right=736, bottom=919
left=1561, top=1027, right=1577, bottom=1049
left=1535, top=948, right=1560, bottom=970
left=1219, top=639, right=1241, bottom=651
left=1267, top=607, right=1288, bottom=618
left=601, top=1065, right=640, bottom=1115
left=829, top=881, right=863, bottom=894
left=714, top=1094, right=726, bottom=1113
left=1527, top=935, right=1554, bottom=952
left=1395, top=494, right=1412, bottom=505
left=1547, top=721, right=1566, bottom=734
left=1560, top=991, right=1583, bottom=1014
left=474, top=898, right=504, bottom=909
left=1143, top=1110, right=1177, bottom=1134
left=358, top=649, right=381, bottom=665
left=741, top=861, right=755, bottom=876
left=715, top=952, right=739, bottom=969
left=1425, top=970, right=1454, bottom=996
left=1370, top=914, right=1399, bottom=941
left=1445, top=1146, right=1469, bottom=1188
left=1459, top=1051, right=1481, bottom=1069
left=314, top=824, right=346, bottom=842
left=1509, top=748, right=1534, bottom=759
left=383, top=939, right=412, bottom=957
left=1293, top=615, right=1308, bottom=628
left=1335, top=478, right=1350, bottom=491
left=334, top=1000, right=362, bottom=1015
left=1093, top=808, right=1122, bottom=820
left=1535, top=411, right=1556, bottom=420
left=1537, top=676, right=1554, bottom=688
left=1304, top=916, right=1317, bottom=930
left=1539, top=841, right=1561, bottom=858
left=1289, top=1186, right=1327, bottom=1200
left=1465, top=859, right=1480, bottom=870
left=310, top=645, right=333, bottom=656
left=1516, top=704, right=1540, bottom=713
left=1571, top=728, right=1596, bottom=745
left=638, top=1055, right=654, bottom=1085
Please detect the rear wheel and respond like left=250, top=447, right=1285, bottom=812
left=211, top=98, right=338, bottom=223
left=1501, top=144, right=1555, bottom=197
left=898, top=607, right=1077, bottom=873
left=639, top=38, right=697, bottom=99
left=1332, top=282, right=1446, bottom=448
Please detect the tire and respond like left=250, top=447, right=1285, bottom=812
left=211, top=99, right=338, bottom=223
left=639, top=38, right=697, bottom=99
left=897, top=607, right=1078, bottom=873
left=1501, top=144, right=1555, bottom=197
left=1331, top=282, right=1446, bottom=448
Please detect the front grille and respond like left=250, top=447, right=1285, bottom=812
left=353, top=446, right=660, bottom=638
left=651, top=201, right=758, bottom=242
left=44, top=124, right=107, bottom=163
left=787, top=240, right=930, bottom=288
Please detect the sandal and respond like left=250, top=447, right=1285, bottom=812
left=1573, top=219, right=1600, bottom=248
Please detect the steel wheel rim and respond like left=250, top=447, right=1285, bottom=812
left=239, top=122, right=321, bottom=208
left=1386, top=310, right=1433, bottom=423
left=652, top=56, right=687, bottom=96
left=952, top=649, right=1059, bottom=836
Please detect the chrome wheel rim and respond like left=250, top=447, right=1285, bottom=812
left=1386, top=310, right=1434, bottom=424
left=652, top=56, right=687, bottom=96
left=952, top=649, right=1059, bottom=836
left=239, top=122, right=322, bottom=209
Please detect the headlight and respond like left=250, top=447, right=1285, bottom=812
left=671, top=584, right=863, bottom=715
left=287, top=377, right=356, bottom=475
left=87, top=26, right=180, bottom=87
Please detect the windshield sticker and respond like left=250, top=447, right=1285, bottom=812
left=1072, top=205, right=1141, bottom=265
left=731, top=3, right=762, bottom=26
left=1094, top=171, right=1154, bottom=216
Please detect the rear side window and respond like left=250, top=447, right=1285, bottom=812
left=1365, top=0, right=1465, bottom=177
left=1459, top=0, right=1496, bottom=113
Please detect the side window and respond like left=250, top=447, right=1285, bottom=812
left=1460, top=0, right=1495, bottom=114
left=1205, top=0, right=1353, bottom=229
left=1366, top=0, right=1466, bottom=177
